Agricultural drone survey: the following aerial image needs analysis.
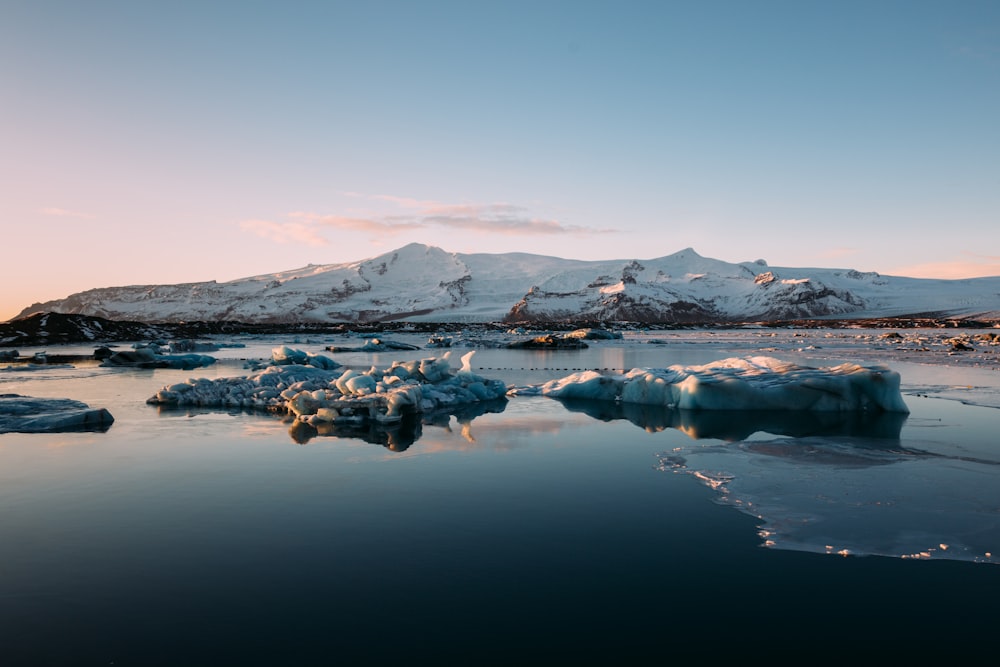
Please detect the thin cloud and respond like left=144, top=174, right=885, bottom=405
left=288, top=211, right=423, bottom=234
left=40, top=207, right=95, bottom=219
left=890, top=254, right=1000, bottom=280
left=242, top=196, right=616, bottom=244
left=424, top=211, right=589, bottom=235
left=343, top=194, right=615, bottom=234
left=954, top=29, right=1000, bottom=66
left=419, top=203, right=574, bottom=235
left=240, top=219, right=329, bottom=246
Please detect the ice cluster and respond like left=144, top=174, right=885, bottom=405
left=509, top=355, right=909, bottom=413
left=147, top=347, right=507, bottom=425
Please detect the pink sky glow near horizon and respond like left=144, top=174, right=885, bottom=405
left=2, top=1, right=998, bottom=322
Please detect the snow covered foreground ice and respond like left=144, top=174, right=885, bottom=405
left=147, top=347, right=507, bottom=426
left=509, top=356, right=909, bottom=413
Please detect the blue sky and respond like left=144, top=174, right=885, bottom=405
left=2, top=0, right=998, bottom=321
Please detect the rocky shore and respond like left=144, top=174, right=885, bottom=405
left=3, top=311, right=998, bottom=349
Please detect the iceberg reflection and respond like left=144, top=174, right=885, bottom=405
left=0, top=394, right=115, bottom=433
left=557, top=398, right=907, bottom=441
left=289, top=398, right=509, bottom=449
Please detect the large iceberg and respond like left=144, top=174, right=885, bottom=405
left=147, top=348, right=507, bottom=426
left=0, top=394, right=115, bottom=433
left=509, top=356, right=909, bottom=413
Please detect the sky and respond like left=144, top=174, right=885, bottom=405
left=2, top=0, right=999, bottom=322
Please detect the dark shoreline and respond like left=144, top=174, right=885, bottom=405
left=2, top=310, right=998, bottom=349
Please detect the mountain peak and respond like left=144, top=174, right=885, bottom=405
left=11, top=246, right=1000, bottom=325
left=672, top=247, right=701, bottom=257
left=395, top=241, right=437, bottom=253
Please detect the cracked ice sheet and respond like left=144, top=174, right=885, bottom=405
left=659, top=434, right=1000, bottom=565
left=904, top=384, right=1000, bottom=410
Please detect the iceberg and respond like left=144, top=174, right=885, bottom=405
left=0, top=394, right=114, bottom=433
left=505, top=334, right=588, bottom=349
left=100, top=347, right=217, bottom=370
left=147, top=349, right=507, bottom=426
left=509, top=356, right=909, bottom=413
left=266, top=345, right=341, bottom=370
left=324, top=338, right=421, bottom=353
left=168, top=339, right=222, bottom=353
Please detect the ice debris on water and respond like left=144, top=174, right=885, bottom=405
left=244, top=344, right=342, bottom=370
left=0, top=394, right=114, bottom=433
left=147, top=347, right=506, bottom=425
left=100, top=346, right=217, bottom=370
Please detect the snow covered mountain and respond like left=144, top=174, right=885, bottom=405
left=13, top=243, right=1000, bottom=324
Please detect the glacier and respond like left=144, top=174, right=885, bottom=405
left=12, top=243, right=1000, bottom=325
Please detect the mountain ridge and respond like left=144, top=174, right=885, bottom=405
left=12, top=243, right=1000, bottom=325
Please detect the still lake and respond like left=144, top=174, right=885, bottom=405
left=2, top=329, right=999, bottom=664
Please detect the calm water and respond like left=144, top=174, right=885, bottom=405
left=2, top=330, right=999, bottom=663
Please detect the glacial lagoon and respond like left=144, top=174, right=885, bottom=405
left=2, top=327, right=1000, bottom=663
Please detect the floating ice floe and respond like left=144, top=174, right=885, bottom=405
left=505, top=334, right=589, bottom=350
left=1, top=363, right=76, bottom=372
left=168, top=339, right=224, bottom=353
left=659, top=435, right=999, bottom=564
left=100, top=347, right=217, bottom=370
left=324, top=338, right=421, bottom=353
left=147, top=348, right=507, bottom=426
left=426, top=335, right=453, bottom=348
left=563, top=327, right=622, bottom=340
left=0, top=394, right=114, bottom=433
left=249, top=345, right=342, bottom=370
left=508, top=355, right=909, bottom=413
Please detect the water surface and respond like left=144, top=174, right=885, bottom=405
left=2, top=329, right=999, bottom=663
